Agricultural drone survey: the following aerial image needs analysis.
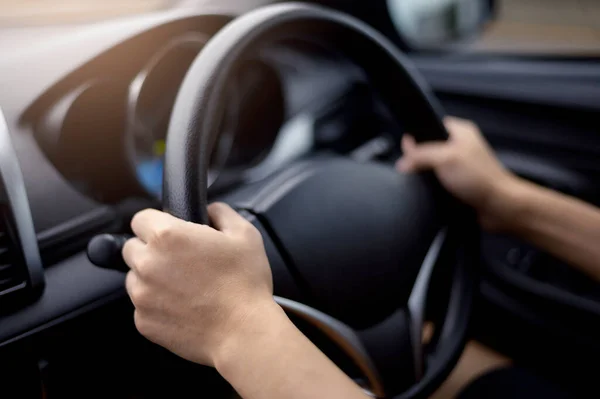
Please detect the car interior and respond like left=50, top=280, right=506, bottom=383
left=0, top=0, right=599, bottom=398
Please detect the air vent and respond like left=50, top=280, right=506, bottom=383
left=0, top=207, right=27, bottom=296
left=0, top=108, right=44, bottom=307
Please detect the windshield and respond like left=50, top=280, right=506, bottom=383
left=0, top=0, right=173, bottom=26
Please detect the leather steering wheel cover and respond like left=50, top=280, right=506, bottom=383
left=164, top=2, right=448, bottom=223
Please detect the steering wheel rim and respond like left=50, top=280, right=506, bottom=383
left=164, top=3, right=476, bottom=399
left=164, top=2, right=448, bottom=224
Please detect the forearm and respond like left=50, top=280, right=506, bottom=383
left=496, top=177, right=600, bottom=281
left=214, top=300, right=369, bottom=399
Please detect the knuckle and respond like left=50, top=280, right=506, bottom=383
left=125, top=271, right=136, bottom=296
left=130, top=283, right=153, bottom=309
left=130, top=212, right=142, bottom=229
left=131, top=209, right=150, bottom=229
left=135, top=255, right=155, bottom=278
left=151, top=225, right=176, bottom=245
left=122, top=240, right=139, bottom=266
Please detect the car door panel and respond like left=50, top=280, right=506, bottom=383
left=413, top=56, right=600, bottom=379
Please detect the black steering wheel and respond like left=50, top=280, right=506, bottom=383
left=89, top=3, right=477, bottom=398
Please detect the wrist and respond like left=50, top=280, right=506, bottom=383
left=479, top=173, right=529, bottom=233
left=212, top=297, right=289, bottom=375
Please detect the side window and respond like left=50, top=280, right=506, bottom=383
left=387, top=0, right=600, bottom=55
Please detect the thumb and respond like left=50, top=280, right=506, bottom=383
left=207, top=202, right=248, bottom=235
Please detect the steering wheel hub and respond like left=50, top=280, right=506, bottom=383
left=237, top=158, right=445, bottom=328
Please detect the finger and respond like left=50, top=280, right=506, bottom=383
left=444, top=116, right=473, bottom=129
left=404, top=142, right=453, bottom=172
left=131, top=208, right=178, bottom=243
left=401, top=134, right=416, bottom=154
left=125, top=271, right=141, bottom=306
left=403, top=133, right=448, bottom=154
left=397, top=135, right=417, bottom=173
left=133, top=310, right=163, bottom=347
left=208, top=202, right=248, bottom=234
left=122, top=237, right=146, bottom=273
left=399, top=134, right=450, bottom=173
left=444, top=116, right=479, bottom=139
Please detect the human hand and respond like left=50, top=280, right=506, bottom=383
left=122, top=203, right=275, bottom=366
left=397, top=116, right=519, bottom=230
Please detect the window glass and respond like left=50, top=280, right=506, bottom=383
left=388, top=0, right=600, bottom=55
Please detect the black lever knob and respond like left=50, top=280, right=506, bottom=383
left=87, top=234, right=132, bottom=272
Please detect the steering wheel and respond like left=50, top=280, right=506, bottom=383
left=88, top=3, right=477, bottom=398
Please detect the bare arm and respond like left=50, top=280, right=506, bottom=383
left=122, top=204, right=368, bottom=399
left=494, top=177, right=600, bottom=280
left=215, top=299, right=368, bottom=399
left=398, top=116, right=600, bottom=281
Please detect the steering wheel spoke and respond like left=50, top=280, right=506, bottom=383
left=275, top=296, right=387, bottom=397
left=273, top=229, right=449, bottom=398
left=407, top=229, right=448, bottom=381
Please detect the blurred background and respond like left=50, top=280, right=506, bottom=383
left=474, top=0, right=600, bottom=53
left=388, top=0, right=600, bottom=54
left=1, top=0, right=599, bottom=55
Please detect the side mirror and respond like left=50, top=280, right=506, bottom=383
left=388, top=0, right=496, bottom=48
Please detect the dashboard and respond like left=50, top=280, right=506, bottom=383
left=8, top=13, right=398, bottom=243
left=36, top=29, right=288, bottom=201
